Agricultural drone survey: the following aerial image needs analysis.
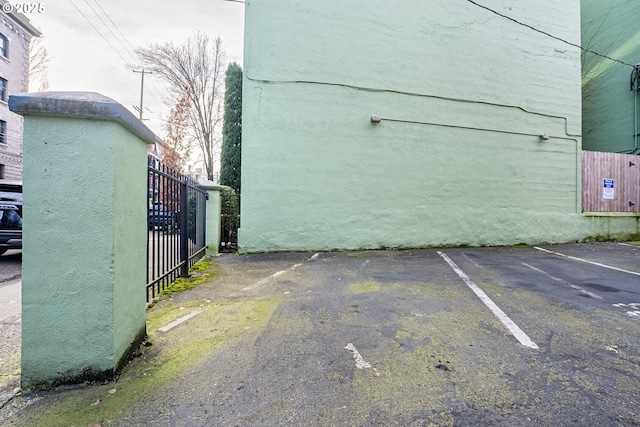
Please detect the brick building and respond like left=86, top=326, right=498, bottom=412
left=0, top=2, right=40, bottom=180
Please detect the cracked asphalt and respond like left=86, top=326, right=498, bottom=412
left=1, top=243, right=640, bottom=426
left=0, top=250, right=21, bottom=409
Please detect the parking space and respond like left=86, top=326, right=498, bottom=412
left=444, top=243, right=640, bottom=323
left=149, top=243, right=640, bottom=425
left=210, top=244, right=640, bottom=426
left=3, top=243, right=640, bottom=426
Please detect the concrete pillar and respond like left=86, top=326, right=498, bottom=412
left=9, top=92, right=154, bottom=390
left=202, top=181, right=221, bottom=254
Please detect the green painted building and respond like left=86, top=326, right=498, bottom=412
left=240, top=1, right=639, bottom=252
left=582, top=0, right=640, bottom=154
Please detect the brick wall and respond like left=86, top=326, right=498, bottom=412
left=0, top=12, right=34, bottom=180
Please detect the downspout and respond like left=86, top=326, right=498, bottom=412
left=629, top=64, right=640, bottom=154
left=634, top=83, right=637, bottom=154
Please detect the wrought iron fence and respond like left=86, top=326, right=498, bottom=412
left=147, top=156, right=207, bottom=302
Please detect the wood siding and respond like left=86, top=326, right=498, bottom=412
left=582, top=151, right=640, bottom=212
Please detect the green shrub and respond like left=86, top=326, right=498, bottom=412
left=220, top=185, right=240, bottom=246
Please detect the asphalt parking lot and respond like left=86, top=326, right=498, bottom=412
left=2, top=243, right=640, bottom=426
left=0, top=250, right=21, bottom=283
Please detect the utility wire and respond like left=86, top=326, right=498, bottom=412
left=82, top=0, right=137, bottom=64
left=68, top=0, right=166, bottom=119
left=93, top=0, right=139, bottom=55
left=466, top=0, right=635, bottom=68
left=84, top=0, right=166, bottom=107
left=245, top=73, right=581, bottom=138
left=89, top=0, right=166, bottom=110
left=68, top=0, right=131, bottom=65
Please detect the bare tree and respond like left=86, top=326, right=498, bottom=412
left=136, top=33, right=226, bottom=180
left=28, top=36, right=50, bottom=92
left=581, top=6, right=616, bottom=138
left=581, top=6, right=614, bottom=101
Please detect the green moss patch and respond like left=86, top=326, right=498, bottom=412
left=20, top=295, right=285, bottom=427
left=348, top=282, right=382, bottom=293
left=154, top=258, right=220, bottom=299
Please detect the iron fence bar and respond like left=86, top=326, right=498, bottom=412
left=146, top=261, right=186, bottom=288
left=179, top=180, right=188, bottom=278
left=147, top=157, right=153, bottom=291
left=146, top=155, right=208, bottom=302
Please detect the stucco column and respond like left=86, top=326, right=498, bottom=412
left=9, top=92, right=154, bottom=390
left=201, top=181, right=221, bottom=254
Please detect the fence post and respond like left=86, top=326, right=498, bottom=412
left=202, top=181, right=221, bottom=254
left=179, top=180, right=189, bottom=277
left=9, top=92, right=153, bottom=390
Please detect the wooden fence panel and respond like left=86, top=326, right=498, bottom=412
left=582, top=151, right=640, bottom=212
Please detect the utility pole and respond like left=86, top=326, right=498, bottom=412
left=133, top=69, right=152, bottom=121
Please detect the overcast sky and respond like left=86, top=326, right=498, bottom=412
left=26, top=0, right=245, bottom=138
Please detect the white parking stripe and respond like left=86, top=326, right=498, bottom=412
left=241, top=253, right=320, bottom=292
left=344, top=343, right=372, bottom=369
left=159, top=309, right=203, bottom=332
left=461, top=253, right=482, bottom=268
left=438, top=251, right=539, bottom=349
left=241, top=263, right=303, bottom=292
left=534, top=247, right=640, bottom=277
left=618, top=243, right=640, bottom=248
left=521, top=262, right=603, bottom=299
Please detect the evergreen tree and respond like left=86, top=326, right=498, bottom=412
left=220, top=63, right=242, bottom=194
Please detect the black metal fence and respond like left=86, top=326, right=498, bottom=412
left=147, top=156, right=207, bottom=302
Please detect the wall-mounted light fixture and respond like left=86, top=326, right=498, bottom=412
left=371, top=115, right=381, bottom=124
left=539, top=134, right=550, bottom=141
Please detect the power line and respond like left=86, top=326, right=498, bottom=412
left=68, top=0, right=166, bottom=121
left=82, top=0, right=137, bottom=64
left=466, top=0, right=635, bottom=68
left=68, top=0, right=131, bottom=65
left=92, top=0, right=139, bottom=55
left=89, top=0, right=165, bottom=107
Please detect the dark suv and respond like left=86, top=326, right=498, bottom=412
left=0, top=181, right=22, bottom=255
left=148, top=203, right=176, bottom=231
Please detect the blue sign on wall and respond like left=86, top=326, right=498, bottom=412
left=603, top=179, right=614, bottom=200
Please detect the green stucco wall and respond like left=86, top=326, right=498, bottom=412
left=240, top=1, right=595, bottom=252
left=16, top=94, right=149, bottom=389
left=204, top=182, right=221, bottom=254
left=21, top=118, right=117, bottom=386
left=582, top=0, right=640, bottom=153
left=112, top=125, right=148, bottom=364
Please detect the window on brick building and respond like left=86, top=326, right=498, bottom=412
left=0, top=164, right=4, bottom=179
left=0, top=78, right=6, bottom=102
left=0, top=34, right=7, bottom=58
left=0, top=120, right=6, bottom=144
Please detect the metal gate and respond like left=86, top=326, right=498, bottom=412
left=147, top=156, right=207, bottom=302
